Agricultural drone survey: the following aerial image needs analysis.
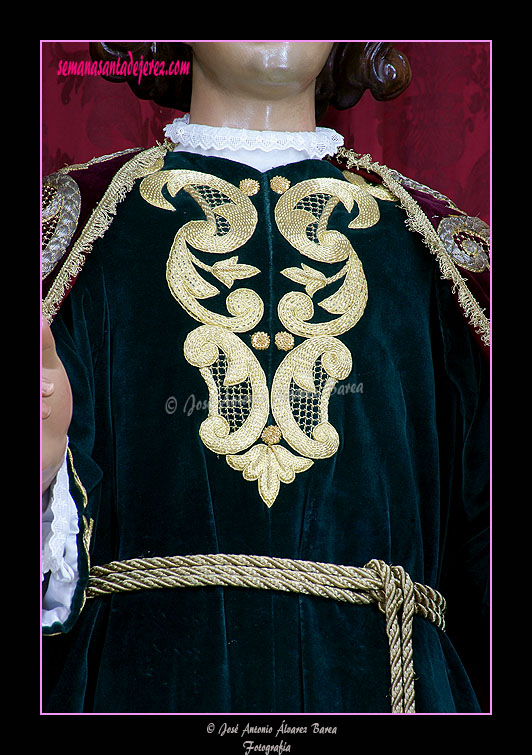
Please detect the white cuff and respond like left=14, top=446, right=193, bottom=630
left=42, top=446, right=80, bottom=627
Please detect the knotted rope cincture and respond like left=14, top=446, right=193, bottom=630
left=87, top=553, right=446, bottom=714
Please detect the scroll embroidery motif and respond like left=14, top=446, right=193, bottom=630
left=275, top=177, right=375, bottom=338
left=183, top=325, right=269, bottom=456
left=140, top=170, right=263, bottom=331
left=140, top=170, right=377, bottom=506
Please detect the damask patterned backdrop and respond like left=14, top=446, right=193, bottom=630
left=41, top=41, right=490, bottom=223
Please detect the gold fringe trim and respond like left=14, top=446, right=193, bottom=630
left=67, top=447, right=92, bottom=619
left=42, top=142, right=174, bottom=323
left=56, top=147, right=142, bottom=175
left=334, top=148, right=490, bottom=346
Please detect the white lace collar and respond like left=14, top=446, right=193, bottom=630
left=163, top=114, right=344, bottom=171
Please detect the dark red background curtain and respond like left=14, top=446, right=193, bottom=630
left=41, top=41, right=490, bottom=224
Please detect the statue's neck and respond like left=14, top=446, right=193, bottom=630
left=188, top=66, right=318, bottom=133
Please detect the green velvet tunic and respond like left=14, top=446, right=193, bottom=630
left=42, top=150, right=489, bottom=713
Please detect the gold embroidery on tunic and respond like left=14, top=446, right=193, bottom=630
left=271, top=336, right=352, bottom=460
left=342, top=169, right=397, bottom=202
left=184, top=325, right=269, bottom=456
left=275, top=177, right=373, bottom=338
left=239, top=178, right=260, bottom=196
left=261, top=425, right=283, bottom=445
left=227, top=444, right=313, bottom=508
left=270, top=175, right=291, bottom=194
left=274, top=331, right=295, bottom=351
left=140, top=169, right=373, bottom=506
left=140, top=169, right=263, bottom=332
left=251, top=331, right=270, bottom=350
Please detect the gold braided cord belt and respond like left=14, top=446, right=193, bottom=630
left=87, top=553, right=446, bottom=714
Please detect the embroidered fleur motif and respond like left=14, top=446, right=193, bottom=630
left=280, top=264, right=329, bottom=298
left=227, top=444, right=313, bottom=508
left=209, top=256, right=261, bottom=288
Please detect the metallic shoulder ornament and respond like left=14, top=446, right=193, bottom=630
left=42, top=142, right=175, bottom=323
left=332, top=147, right=490, bottom=349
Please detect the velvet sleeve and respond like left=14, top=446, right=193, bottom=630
left=42, top=248, right=109, bottom=636
left=433, top=268, right=490, bottom=710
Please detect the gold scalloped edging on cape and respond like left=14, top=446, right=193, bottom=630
left=42, top=142, right=175, bottom=323
left=334, top=147, right=490, bottom=347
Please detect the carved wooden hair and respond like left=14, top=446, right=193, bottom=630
left=89, top=41, right=411, bottom=122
